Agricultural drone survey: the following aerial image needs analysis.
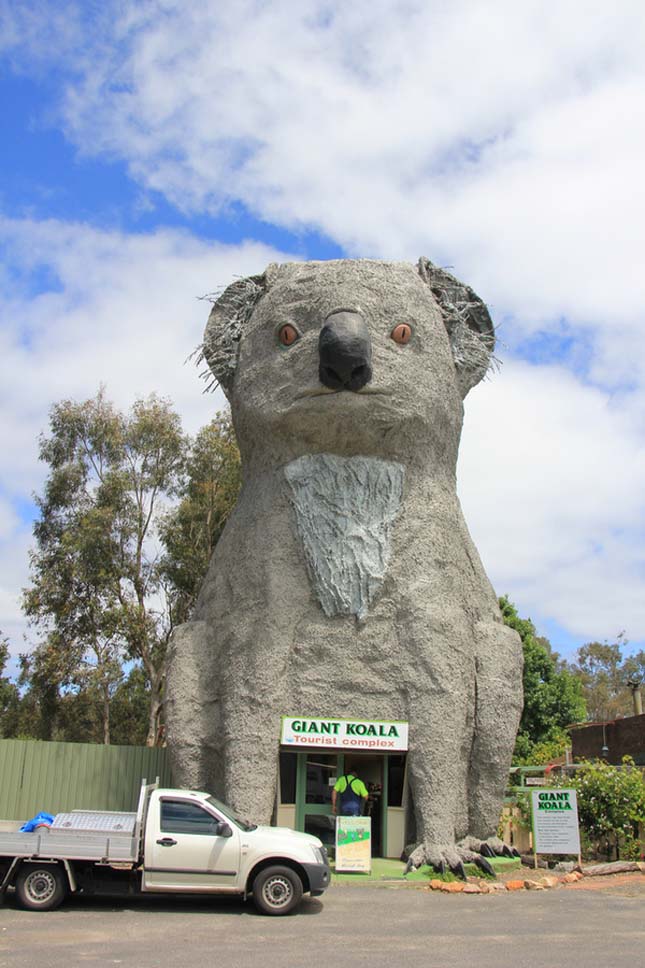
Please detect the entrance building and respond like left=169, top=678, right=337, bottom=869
left=275, top=716, right=409, bottom=858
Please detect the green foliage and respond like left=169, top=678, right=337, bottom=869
left=561, top=757, right=645, bottom=861
left=23, top=390, right=185, bottom=745
left=569, top=636, right=644, bottom=721
left=500, top=597, right=586, bottom=764
left=109, top=666, right=152, bottom=746
left=510, top=790, right=532, bottom=831
left=0, top=633, right=21, bottom=738
left=513, top=736, right=571, bottom=768
left=159, top=413, right=241, bottom=625
left=18, top=391, right=241, bottom=746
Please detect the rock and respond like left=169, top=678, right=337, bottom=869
left=542, top=876, right=559, bottom=889
left=554, top=861, right=576, bottom=872
left=440, top=881, right=465, bottom=893
left=524, top=879, right=545, bottom=890
left=562, top=871, right=583, bottom=883
left=506, top=880, right=525, bottom=891
left=429, top=879, right=444, bottom=890
left=463, top=883, right=482, bottom=893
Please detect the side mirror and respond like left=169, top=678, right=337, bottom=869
left=215, top=822, right=233, bottom=838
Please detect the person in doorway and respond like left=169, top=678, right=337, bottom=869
left=331, top=765, right=369, bottom=816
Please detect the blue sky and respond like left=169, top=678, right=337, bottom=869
left=1, top=1, right=645, bottom=671
left=1, top=66, right=345, bottom=256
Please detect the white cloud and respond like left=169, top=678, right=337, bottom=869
left=0, top=216, right=291, bottom=656
left=0, top=497, right=19, bottom=542
left=0, top=217, right=286, bottom=487
left=459, top=362, right=645, bottom=643
left=2, top=215, right=644, bottom=659
left=5, top=3, right=645, bottom=373
left=2, top=2, right=645, bottom=654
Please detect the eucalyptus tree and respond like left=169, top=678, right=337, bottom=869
left=24, top=391, right=185, bottom=745
left=499, top=597, right=587, bottom=762
left=159, top=412, right=241, bottom=626
left=0, top=633, right=20, bottom=738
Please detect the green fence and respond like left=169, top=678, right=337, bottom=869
left=0, top=739, right=173, bottom=820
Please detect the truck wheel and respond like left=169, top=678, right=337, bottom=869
left=15, top=863, right=67, bottom=911
left=252, top=865, right=303, bottom=916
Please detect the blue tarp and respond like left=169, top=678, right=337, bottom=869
left=20, top=811, right=54, bottom=832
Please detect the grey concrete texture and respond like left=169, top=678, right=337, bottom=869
left=284, top=453, right=405, bottom=620
left=166, top=258, right=523, bottom=869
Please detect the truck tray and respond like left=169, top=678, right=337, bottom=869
left=53, top=811, right=137, bottom=834
left=0, top=780, right=157, bottom=869
left=0, top=826, right=138, bottom=863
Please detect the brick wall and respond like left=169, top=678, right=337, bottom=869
left=569, top=714, right=645, bottom=765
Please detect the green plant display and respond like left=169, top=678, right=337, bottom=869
left=559, top=757, right=645, bottom=861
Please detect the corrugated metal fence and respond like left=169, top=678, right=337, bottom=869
left=0, top=739, right=173, bottom=820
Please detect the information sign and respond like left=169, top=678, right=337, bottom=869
left=280, top=716, right=408, bottom=751
left=335, top=816, right=372, bottom=872
left=531, top=788, right=581, bottom=856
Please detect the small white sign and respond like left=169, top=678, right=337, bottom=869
left=531, top=789, right=581, bottom=855
left=336, top=816, right=372, bottom=872
left=280, top=716, right=409, bottom=751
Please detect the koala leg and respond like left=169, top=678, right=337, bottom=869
left=165, top=621, right=225, bottom=796
left=221, top=718, right=279, bottom=825
left=405, top=672, right=474, bottom=877
left=467, top=621, right=523, bottom=840
left=218, top=644, right=289, bottom=824
left=405, top=621, right=523, bottom=877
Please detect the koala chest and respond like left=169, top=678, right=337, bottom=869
left=199, top=451, right=486, bottom=689
left=284, top=453, right=405, bottom=621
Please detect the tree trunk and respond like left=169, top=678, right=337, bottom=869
left=102, top=681, right=111, bottom=745
left=146, top=678, right=163, bottom=747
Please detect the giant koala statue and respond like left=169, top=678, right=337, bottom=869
left=165, top=258, right=523, bottom=875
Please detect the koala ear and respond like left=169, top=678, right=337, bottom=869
left=417, top=257, right=495, bottom=397
left=200, top=271, right=270, bottom=396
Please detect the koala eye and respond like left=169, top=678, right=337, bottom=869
left=278, top=324, right=299, bottom=347
left=391, top=323, right=412, bottom=345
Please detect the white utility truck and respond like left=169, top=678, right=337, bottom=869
left=0, top=781, right=330, bottom=916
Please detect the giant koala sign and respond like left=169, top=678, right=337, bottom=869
left=165, top=258, right=523, bottom=875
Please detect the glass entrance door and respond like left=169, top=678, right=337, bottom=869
left=290, top=751, right=406, bottom=857
left=295, top=752, right=343, bottom=850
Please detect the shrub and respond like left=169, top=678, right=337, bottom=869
left=564, top=757, right=645, bottom=861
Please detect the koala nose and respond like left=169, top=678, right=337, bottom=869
left=318, top=311, right=373, bottom=392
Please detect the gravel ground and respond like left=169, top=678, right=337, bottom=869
left=1, top=872, right=645, bottom=968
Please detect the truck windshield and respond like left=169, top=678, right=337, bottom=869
left=206, top=796, right=258, bottom=832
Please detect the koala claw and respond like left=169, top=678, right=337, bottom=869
left=476, top=855, right=495, bottom=876
left=463, top=835, right=519, bottom=861
left=407, top=835, right=519, bottom=878
left=405, top=842, right=490, bottom=880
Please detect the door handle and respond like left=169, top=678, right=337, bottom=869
left=156, top=837, right=177, bottom=846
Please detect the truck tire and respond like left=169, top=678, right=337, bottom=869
left=252, top=865, right=303, bottom=916
left=15, top=863, right=67, bottom=911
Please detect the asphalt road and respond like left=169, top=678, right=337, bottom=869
left=1, top=881, right=644, bottom=968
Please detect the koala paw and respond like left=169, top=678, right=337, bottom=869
left=405, top=842, right=471, bottom=880
left=405, top=836, right=520, bottom=878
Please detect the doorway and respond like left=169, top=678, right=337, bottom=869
left=282, top=750, right=405, bottom=857
left=299, top=751, right=339, bottom=850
